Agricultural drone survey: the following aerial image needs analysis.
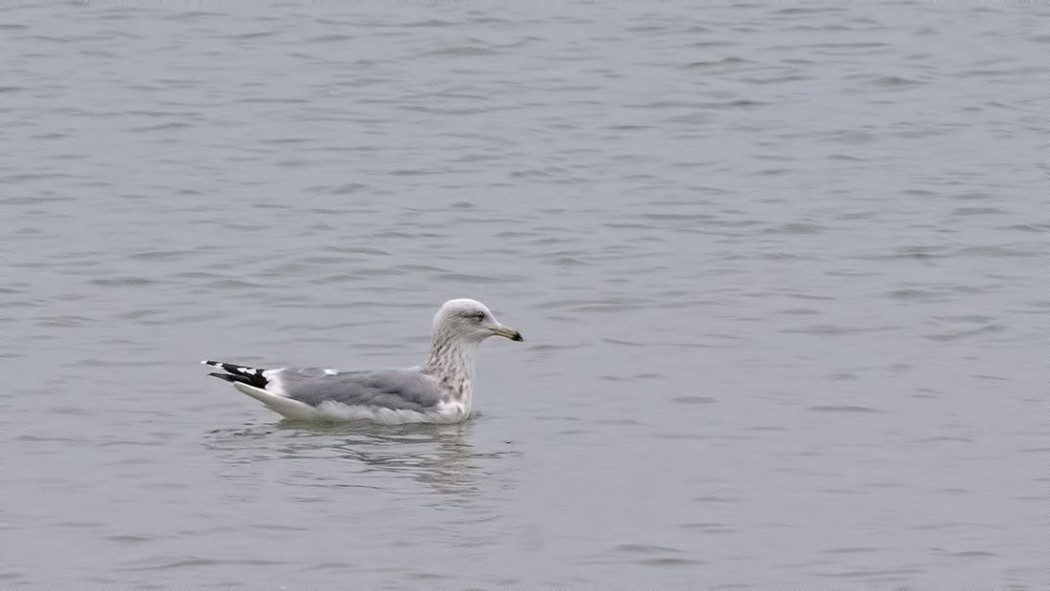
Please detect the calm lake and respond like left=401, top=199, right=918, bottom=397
left=3, top=3, right=1048, bottom=588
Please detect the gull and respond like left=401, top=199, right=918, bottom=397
left=203, top=299, right=523, bottom=424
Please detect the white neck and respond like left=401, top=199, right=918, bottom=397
left=425, top=335, right=480, bottom=411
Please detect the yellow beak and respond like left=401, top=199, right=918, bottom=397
left=492, top=326, right=524, bottom=342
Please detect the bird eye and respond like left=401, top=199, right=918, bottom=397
left=473, top=311, right=486, bottom=322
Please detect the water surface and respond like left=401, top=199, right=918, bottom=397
left=2, top=3, right=1048, bottom=588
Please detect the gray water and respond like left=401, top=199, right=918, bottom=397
left=3, top=3, right=1048, bottom=588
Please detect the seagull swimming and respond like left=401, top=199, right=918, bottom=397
left=203, top=299, right=523, bottom=424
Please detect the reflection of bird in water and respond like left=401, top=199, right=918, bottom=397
left=202, top=299, right=523, bottom=424
left=331, top=423, right=479, bottom=498
left=204, top=421, right=512, bottom=500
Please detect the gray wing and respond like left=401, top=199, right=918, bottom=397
left=271, top=367, right=443, bottom=412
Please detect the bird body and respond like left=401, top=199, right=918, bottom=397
left=203, top=299, right=522, bottom=423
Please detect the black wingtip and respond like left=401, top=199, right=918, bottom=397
left=202, top=361, right=270, bottom=388
left=207, top=371, right=243, bottom=384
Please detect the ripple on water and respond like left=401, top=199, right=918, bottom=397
left=806, top=405, right=882, bottom=414
left=582, top=544, right=706, bottom=568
